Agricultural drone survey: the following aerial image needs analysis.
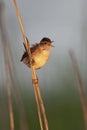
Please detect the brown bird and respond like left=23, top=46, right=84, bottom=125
left=21, top=37, right=54, bottom=69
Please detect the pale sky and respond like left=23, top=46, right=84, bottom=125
left=0, top=0, right=87, bottom=89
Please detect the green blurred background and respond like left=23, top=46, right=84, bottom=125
left=0, top=0, right=87, bottom=130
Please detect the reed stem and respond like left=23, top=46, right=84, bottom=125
left=13, top=0, right=49, bottom=130
left=69, top=50, right=87, bottom=130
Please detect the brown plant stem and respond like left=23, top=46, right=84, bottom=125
left=69, top=50, right=87, bottom=130
left=5, top=51, right=14, bottom=130
left=7, top=33, right=29, bottom=130
left=36, top=85, right=49, bottom=130
left=0, top=3, right=29, bottom=130
left=0, top=3, right=14, bottom=130
left=33, top=86, right=44, bottom=130
left=8, top=49, right=29, bottom=130
left=1, top=29, right=14, bottom=130
left=13, top=0, right=49, bottom=130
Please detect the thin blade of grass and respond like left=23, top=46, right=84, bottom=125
left=69, top=50, right=87, bottom=130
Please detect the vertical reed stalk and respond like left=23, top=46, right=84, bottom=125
left=33, top=86, right=44, bottom=130
left=0, top=2, right=29, bottom=130
left=5, top=59, right=14, bottom=130
left=0, top=3, right=14, bottom=130
left=36, top=85, right=49, bottom=130
left=69, top=50, right=87, bottom=130
left=13, top=0, right=49, bottom=130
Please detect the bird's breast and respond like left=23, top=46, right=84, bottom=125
left=32, top=50, right=50, bottom=69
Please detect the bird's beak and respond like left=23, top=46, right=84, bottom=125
left=51, top=41, right=54, bottom=47
left=51, top=45, right=54, bottom=47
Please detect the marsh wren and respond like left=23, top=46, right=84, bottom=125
left=21, top=37, right=54, bottom=69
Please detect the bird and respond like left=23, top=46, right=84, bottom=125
left=21, top=37, right=54, bottom=70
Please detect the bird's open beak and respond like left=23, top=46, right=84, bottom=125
left=51, top=45, right=54, bottom=47
left=51, top=41, right=54, bottom=47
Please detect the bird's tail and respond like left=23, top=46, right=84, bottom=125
left=20, top=51, right=28, bottom=62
